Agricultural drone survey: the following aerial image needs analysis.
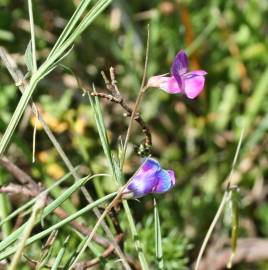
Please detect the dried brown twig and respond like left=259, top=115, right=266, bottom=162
left=91, top=67, right=152, bottom=155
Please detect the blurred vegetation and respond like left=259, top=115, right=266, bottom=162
left=1, top=0, right=268, bottom=269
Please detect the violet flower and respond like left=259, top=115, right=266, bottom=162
left=124, top=158, right=176, bottom=198
left=148, top=49, right=207, bottom=99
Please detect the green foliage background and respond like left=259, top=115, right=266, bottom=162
left=1, top=0, right=268, bottom=269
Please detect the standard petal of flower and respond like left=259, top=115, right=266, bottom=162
left=153, top=169, right=176, bottom=193
left=136, top=158, right=160, bottom=176
left=159, top=76, right=183, bottom=94
left=184, top=74, right=206, bottom=99
left=171, top=49, right=189, bottom=79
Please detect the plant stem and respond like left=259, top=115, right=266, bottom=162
left=0, top=170, right=11, bottom=237
left=27, top=0, right=37, bottom=73
left=120, top=25, right=150, bottom=168
left=9, top=195, right=46, bottom=270
left=0, top=72, right=40, bottom=155
left=123, top=200, right=149, bottom=269
left=120, top=86, right=148, bottom=167
left=194, top=192, right=228, bottom=270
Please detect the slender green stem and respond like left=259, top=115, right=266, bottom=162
left=194, top=192, right=228, bottom=270
left=225, top=126, right=245, bottom=187
left=0, top=170, right=11, bottom=237
left=47, top=0, right=93, bottom=59
left=120, top=25, right=150, bottom=168
left=27, top=0, right=37, bottom=72
left=9, top=195, right=46, bottom=270
left=0, top=73, right=40, bottom=155
left=123, top=201, right=149, bottom=269
left=120, top=86, right=148, bottom=167
left=154, top=199, right=164, bottom=270
left=51, top=237, right=69, bottom=270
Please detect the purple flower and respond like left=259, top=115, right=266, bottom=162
left=148, top=49, right=207, bottom=99
left=124, top=158, right=176, bottom=198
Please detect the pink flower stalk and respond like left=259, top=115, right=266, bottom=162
left=124, top=158, right=176, bottom=198
left=148, top=50, right=207, bottom=99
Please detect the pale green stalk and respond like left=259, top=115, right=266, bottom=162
left=9, top=195, right=46, bottom=270
left=47, top=0, right=93, bottom=58
left=0, top=169, right=11, bottom=236
left=123, top=201, right=149, bottom=269
left=51, top=237, right=69, bottom=270
left=120, top=25, right=150, bottom=168
left=194, top=192, right=228, bottom=270
left=154, top=199, right=164, bottom=269
left=27, top=0, right=37, bottom=72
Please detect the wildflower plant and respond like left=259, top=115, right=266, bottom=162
left=0, top=1, right=251, bottom=270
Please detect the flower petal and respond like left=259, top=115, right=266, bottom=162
left=126, top=173, right=158, bottom=198
left=167, top=170, right=176, bottom=186
left=126, top=158, right=160, bottom=198
left=159, top=76, right=183, bottom=94
left=171, top=49, right=189, bottom=86
left=185, top=70, right=207, bottom=77
left=147, top=75, right=169, bottom=88
left=153, top=169, right=176, bottom=193
left=184, top=74, right=206, bottom=99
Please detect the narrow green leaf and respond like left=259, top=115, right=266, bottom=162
left=227, top=187, right=240, bottom=269
left=154, top=199, right=164, bottom=270
left=122, top=200, right=150, bottom=270
left=24, top=40, right=33, bottom=73
left=51, top=236, right=69, bottom=270
left=63, top=237, right=88, bottom=269
left=48, top=0, right=93, bottom=59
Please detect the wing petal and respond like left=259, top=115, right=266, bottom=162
left=153, top=169, right=176, bottom=193
left=184, top=72, right=206, bottom=99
